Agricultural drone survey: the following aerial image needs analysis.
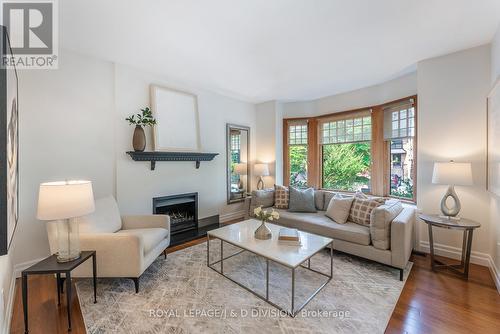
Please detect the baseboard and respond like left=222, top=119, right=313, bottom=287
left=420, top=240, right=500, bottom=293
left=419, top=241, right=490, bottom=266
left=2, top=273, right=16, bottom=334
left=220, top=210, right=245, bottom=223
left=486, top=255, right=500, bottom=294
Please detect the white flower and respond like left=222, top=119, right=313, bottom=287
left=271, top=211, right=280, bottom=219
left=254, top=206, right=262, bottom=216
left=268, top=216, right=273, bottom=221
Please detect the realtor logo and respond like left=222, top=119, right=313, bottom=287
left=2, top=0, right=58, bottom=69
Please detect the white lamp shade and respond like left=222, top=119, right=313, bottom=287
left=234, top=163, right=247, bottom=175
left=37, top=180, right=95, bottom=220
left=254, top=163, right=270, bottom=176
left=432, top=161, right=473, bottom=186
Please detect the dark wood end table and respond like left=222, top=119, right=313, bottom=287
left=21, top=250, right=97, bottom=333
left=419, top=214, right=480, bottom=280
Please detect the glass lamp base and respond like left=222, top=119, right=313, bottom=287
left=57, top=251, right=81, bottom=263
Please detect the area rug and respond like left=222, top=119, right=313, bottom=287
left=76, top=241, right=412, bottom=334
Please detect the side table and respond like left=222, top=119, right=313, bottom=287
left=419, top=214, right=480, bottom=280
left=22, top=250, right=97, bottom=333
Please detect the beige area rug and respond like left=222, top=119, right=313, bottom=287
left=76, top=241, right=412, bottom=334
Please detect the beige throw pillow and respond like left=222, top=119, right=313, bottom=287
left=325, top=195, right=354, bottom=224
left=349, top=197, right=383, bottom=226
left=274, top=185, right=289, bottom=209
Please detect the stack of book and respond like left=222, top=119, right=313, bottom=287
left=278, top=228, right=301, bottom=246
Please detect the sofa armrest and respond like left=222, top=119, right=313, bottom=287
left=390, top=207, right=415, bottom=269
left=76, top=233, right=143, bottom=277
left=121, top=215, right=170, bottom=231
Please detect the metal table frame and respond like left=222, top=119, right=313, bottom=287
left=207, top=234, right=333, bottom=317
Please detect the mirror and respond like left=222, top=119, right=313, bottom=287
left=227, top=124, right=250, bottom=204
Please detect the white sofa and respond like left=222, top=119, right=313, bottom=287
left=246, top=189, right=415, bottom=280
left=46, top=196, right=170, bottom=292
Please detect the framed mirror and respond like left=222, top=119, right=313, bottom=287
left=227, top=124, right=250, bottom=204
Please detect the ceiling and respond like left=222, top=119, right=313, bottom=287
left=60, top=0, right=500, bottom=103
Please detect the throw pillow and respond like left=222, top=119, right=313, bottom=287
left=323, top=191, right=337, bottom=210
left=348, top=197, right=383, bottom=226
left=251, top=189, right=275, bottom=208
left=274, top=185, right=289, bottom=209
left=325, top=194, right=354, bottom=224
left=288, top=187, right=316, bottom=212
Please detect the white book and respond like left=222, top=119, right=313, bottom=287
left=278, top=228, right=300, bottom=241
left=278, top=238, right=302, bottom=246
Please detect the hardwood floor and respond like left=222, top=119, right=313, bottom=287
left=10, top=240, right=500, bottom=334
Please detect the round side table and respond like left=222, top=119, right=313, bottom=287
left=419, top=214, right=480, bottom=280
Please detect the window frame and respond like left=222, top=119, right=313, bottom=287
left=283, top=95, right=417, bottom=203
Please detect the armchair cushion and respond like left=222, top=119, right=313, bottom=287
left=116, top=228, right=168, bottom=255
left=121, top=215, right=170, bottom=230
left=78, top=196, right=122, bottom=233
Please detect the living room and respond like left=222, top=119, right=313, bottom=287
left=1, top=1, right=500, bottom=333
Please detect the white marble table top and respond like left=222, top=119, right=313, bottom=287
left=208, top=219, right=333, bottom=268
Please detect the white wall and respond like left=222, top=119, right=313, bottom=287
left=12, top=50, right=116, bottom=266
left=282, top=72, right=417, bottom=118
left=114, top=64, right=256, bottom=221
left=417, top=45, right=492, bottom=262
left=255, top=101, right=284, bottom=187
left=489, top=24, right=500, bottom=287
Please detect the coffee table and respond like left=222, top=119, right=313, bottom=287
left=207, top=219, right=333, bottom=317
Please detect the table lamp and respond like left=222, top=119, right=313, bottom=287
left=234, top=163, right=247, bottom=190
left=432, top=161, right=472, bottom=219
left=37, top=180, right=95, bottom=262
left=254, top=163, right=269, bottom=190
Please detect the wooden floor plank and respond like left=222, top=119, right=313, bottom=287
left=9, top=241, right=500, bottom=334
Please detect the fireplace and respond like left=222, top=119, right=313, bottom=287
left=153, top=192, right=198, bottom=235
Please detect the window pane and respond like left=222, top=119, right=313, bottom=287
left=322, top=142, right=371, bottom=192
left=289, top=145, right=308, bottom=187
left=390, top=137, right=414, bottom=199
left=289, top=124, right=308, bottom=145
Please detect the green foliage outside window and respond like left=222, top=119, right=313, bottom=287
left=322, top=142, right=371, bottom=191
left=289, top=145, right=308, bottom=187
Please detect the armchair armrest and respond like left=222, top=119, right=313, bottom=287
left=76, top=233, right=143, bottom=277
left=390, top=207, right=415, bottom=269
left=121, top=215, right=170, bottom=230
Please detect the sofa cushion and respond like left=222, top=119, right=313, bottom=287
left=252, top=189, right=275, bottom=208
left=288, top=187, right=316, bottom=213
left=116, top=228, right=168, bottom=255
left=78, top=196, right=122, bottom=234
left=274, top=185, right=289, bottom=209
left=275, top=210, right=371, bottom=246
left=348, top=197, right=383, bottom=226
left=314, top=190, right=324, bottom=211
left=323, top=191, right=337, bottom=210
left=325, top=194, right=354, bottom=224
left=370, top=200, right=403, bottom=250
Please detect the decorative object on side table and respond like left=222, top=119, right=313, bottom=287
left=22, top=251, right=97, bottom=333
left=233, top=162, right=247, bottom=191
left=253, top=206, right=279, bottom=240
left=37, top=180, right=95, bottom=262
left=419, top=214, right=480, bottom=280
left=432, top=160, right=472, bottom=219
left=254, top=163, right=269, bottom=190
left=126, top=106, right=157, bottom=152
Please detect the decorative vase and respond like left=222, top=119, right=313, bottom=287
left=132, top=125, right=146, bottom=152
left=254, top=220, right=272, bottom=240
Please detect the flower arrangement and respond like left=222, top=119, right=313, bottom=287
left=254, top=206, right=280, bottom=222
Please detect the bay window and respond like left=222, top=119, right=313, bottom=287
left=283, top=95, right=417, bottom=202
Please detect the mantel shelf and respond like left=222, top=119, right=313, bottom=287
left=126, top=151, right=219, bottom=170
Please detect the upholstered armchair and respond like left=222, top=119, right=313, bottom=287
left=46, top=196, right=170, bottom=292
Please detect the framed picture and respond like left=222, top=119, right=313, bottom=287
left=0, top=26, right=19, bottom=255
left=150, top=84, right=201, bottom=152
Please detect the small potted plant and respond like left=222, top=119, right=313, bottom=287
left=126, top=107, right=157, bottom=152
left=253, top=206, right=279, bottom=240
